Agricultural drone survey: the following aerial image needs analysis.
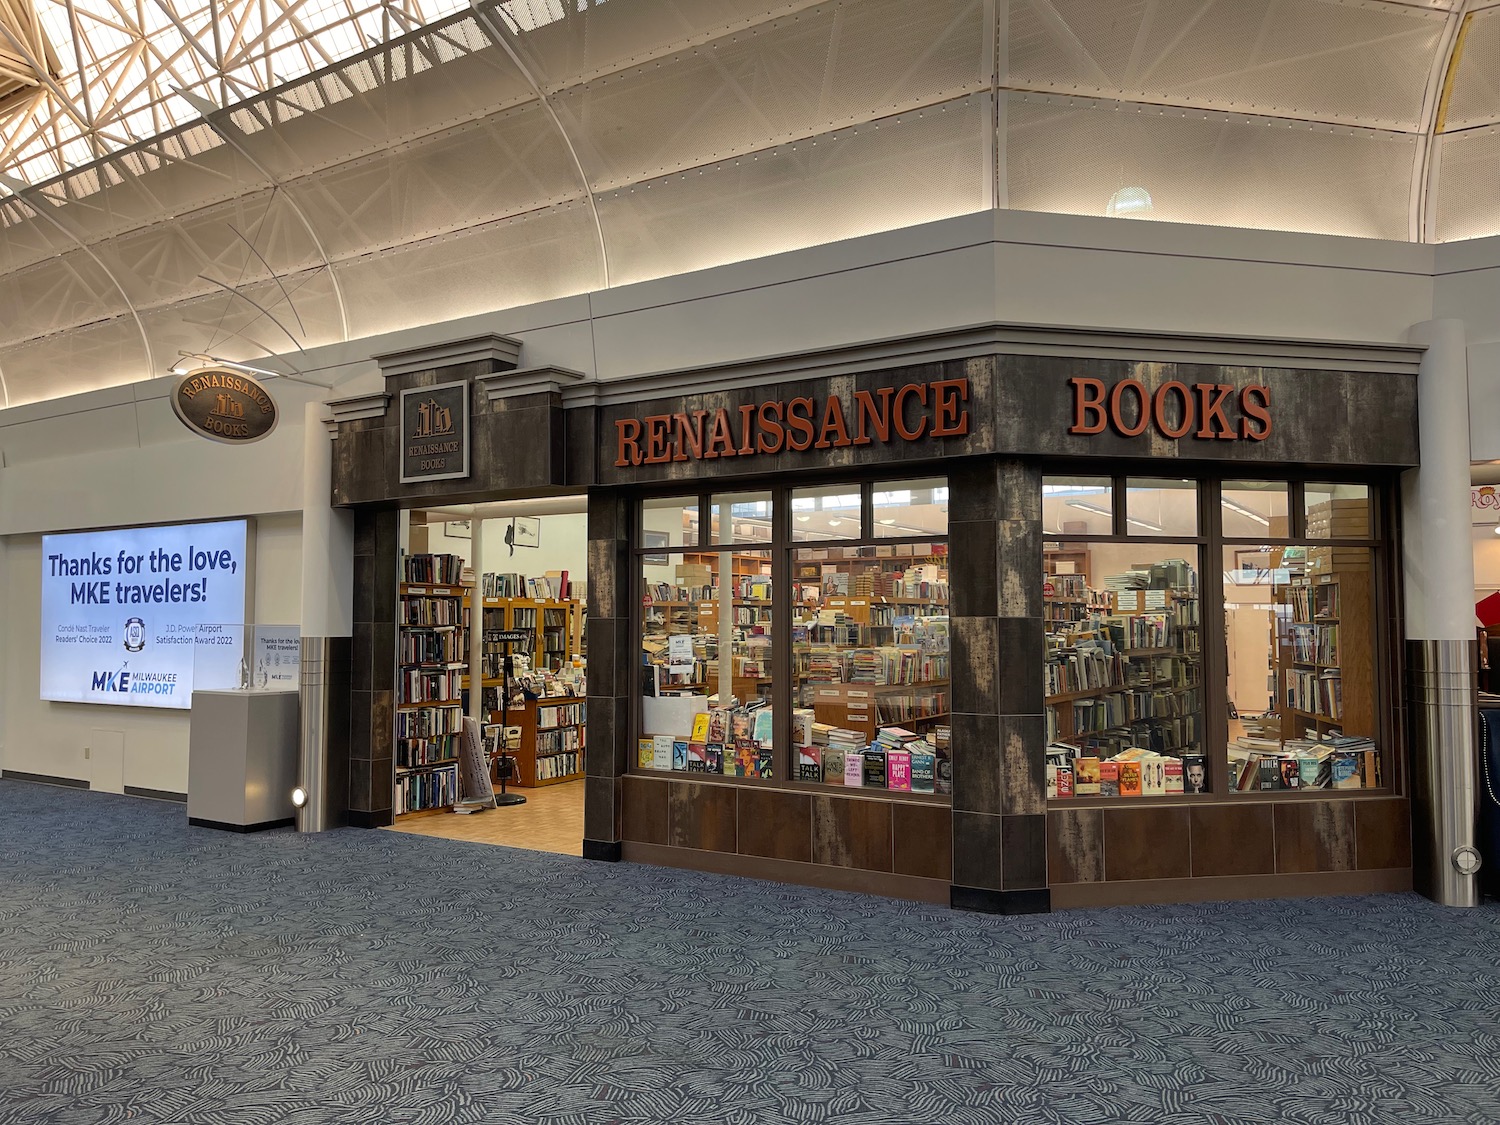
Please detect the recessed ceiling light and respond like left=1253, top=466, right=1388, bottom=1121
left=878, top=518, right=896, bottom=525
left=828, top=518, right=843, bottom=527
left=795, top=515, right=811, bottom=523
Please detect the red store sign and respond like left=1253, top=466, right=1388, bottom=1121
left=1069, top=377, right=1272, bottom=442
left=614, top=378, right=970, bottom=467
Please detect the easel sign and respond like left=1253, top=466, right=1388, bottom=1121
left=490, top=629, right=531, bottom=806
left=459, top=717, right=496, bottom=808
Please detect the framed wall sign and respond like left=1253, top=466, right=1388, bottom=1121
left=507, top=516, right=541, bottom=549
left=400, top=380, right=470, bottom=484
left=642, top=530, right=670, bottom=565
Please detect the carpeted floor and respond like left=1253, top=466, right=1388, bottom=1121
left=1, top=780, right=1498, bottom=1125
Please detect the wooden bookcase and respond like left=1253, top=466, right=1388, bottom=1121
left=395, top=563, right=470, bottom=817
left=809, top=680, right=951, bottom=740
left=1043, top=574, right=1201, bottom=759
left=489, top=696, right=586, bottom=787
left=1278, top=555, right=1374, bottom=741
left=482, top=596, right=584, bottom=673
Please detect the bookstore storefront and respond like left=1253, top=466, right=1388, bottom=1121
left=329, top=339, right=1420, bottom=913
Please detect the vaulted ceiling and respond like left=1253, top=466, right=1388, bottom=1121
left=0, top=0, right=1496, bottom=409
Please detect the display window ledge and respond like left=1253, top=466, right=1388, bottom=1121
left=1047, top=787, right=1398, bottom=809
left=626, top=768, right=953, bottom=805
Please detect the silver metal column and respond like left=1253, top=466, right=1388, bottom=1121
left=1407, top=639, right=1483, bottom=906
left=298, top=635, right=333, bottom=833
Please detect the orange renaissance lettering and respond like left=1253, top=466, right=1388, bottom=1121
left=613, top=378, right=970, bottom=467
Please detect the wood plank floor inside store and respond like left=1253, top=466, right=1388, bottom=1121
left=384, top=779, right=584, bottom=856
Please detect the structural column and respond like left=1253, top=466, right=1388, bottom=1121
left=949, top=459, right=1047, bottom=913
left=348, top=507, right=399, bottom=827
left=583, top=490, right=632, bottom=860
left=297, top=401, right=355, bottom=832
left=1402, top=318, right=1483, bottom=906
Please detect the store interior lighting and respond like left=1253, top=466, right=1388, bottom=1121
left=1067, top=500, right=1163, bottom=533
left=1222, top=498, right=1271, bottom=526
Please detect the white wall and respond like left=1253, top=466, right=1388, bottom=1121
left=1, top=514, right=302, bottom=794
left=416, top=514, right=591, bottom=588
left=478, top=514, right=588, bottom=586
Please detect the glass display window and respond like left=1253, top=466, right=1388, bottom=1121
left=1043, top=475, right=1388, bottom=803
left=792, top=485, right=862, bottom=542
left=635, top=478, right=950, bottom=796
left=1221, top=481, right=1289, bottom=538
left=1043, top=536, right=1204, bottom=797
left=641, top=495, right=700, bottom=550
left=792, top=541, right=950, bottom=791
left=1223, top=543, right=1380, bottom=793
left=1126, top=478, right=1197, bottom=536
left=709, top=491, right=774, bottom=546
left=1043, top=475, right=1112, bottom=536
left=873, top=477, right=948, bottom=538
left=639, top=545, right=776, bottom=777
left=1304, top=483, right=1371, bottom=540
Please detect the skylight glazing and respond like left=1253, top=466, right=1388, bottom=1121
left=0, top=0, right=477, bottom=186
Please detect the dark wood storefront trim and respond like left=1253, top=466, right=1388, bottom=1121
left=621, top=841, right=951, bottom=905
left=1050, top=867, right=1413, bottom=910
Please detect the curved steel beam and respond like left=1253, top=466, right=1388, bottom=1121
left=176, top=87, right=351, bottom=343
left=0, top=172, right=157, bottom=384
left=1411, top=3, right=1473, bottom=244
left=469, top=1, right=610, bottom=290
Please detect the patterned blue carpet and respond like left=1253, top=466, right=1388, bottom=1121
left=1, top=779, right=1499, bottom=1125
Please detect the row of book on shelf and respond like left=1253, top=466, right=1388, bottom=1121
left=397, top=763, right=458, bottom=812
left=1287, top=622, right=1339, bottom=664
left=535, top=750, right=581, bottom=781
left=1046, top=747, right=1206, bottom=798
left=1044, top=737, right=1382, bottom=797
left=399, top=597, right=468, bottom=626
left=403, top=554, right=467, bottom=586
left=1230, top=716, right=1379, bottom=790
left=400, top=667, right=463, bottom=705
left=482, top=570, right=574, bottom=599
left=636, top=706, right=952, bottom=792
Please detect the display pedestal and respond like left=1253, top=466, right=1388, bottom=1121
left=187, top=688, right=300, bottom=832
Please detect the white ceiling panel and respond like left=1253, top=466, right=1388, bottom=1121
left=286, top=101, right=584, bottom=258
left=1006, top=93, right=1417, bottom=241
left=1433, top=126, right=1500, bottom=242
left=334, top=200, right=604, bottom=339
left=555, top=0, right=985, bottom=190
left=1009, top=0, right=1445, bottom=130
left=1441, top=7, right=1500, bottom=131
left=596, top=95, right=989, bottom=287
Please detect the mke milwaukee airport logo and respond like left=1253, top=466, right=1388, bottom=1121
left=90, top=665, right=178, bottom=699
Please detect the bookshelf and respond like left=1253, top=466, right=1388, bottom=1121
left=1043, top=574, right=1202, bottom=762
left=1279, top=555, right=1374, bottom=741
left=491, top=696, right=586, bottom=787
left=481, top=596, right=584, bottom=674
left=395, top=554, right=470, bottom=817
left=1045, top=547, right=1090, bottom=585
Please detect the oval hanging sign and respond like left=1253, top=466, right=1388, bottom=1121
left=171, top=367, right=279, bottom=444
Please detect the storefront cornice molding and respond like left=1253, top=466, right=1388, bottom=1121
left=479, top=366, right=588, bottom=402
left=562, top=323, right=1424, bottom=407
left=372, top=334, right=522, bottom=379
left=324, top=390, right=390, bottom=423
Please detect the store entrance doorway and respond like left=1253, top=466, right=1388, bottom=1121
left=385, top=495, right=588, bottom=856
